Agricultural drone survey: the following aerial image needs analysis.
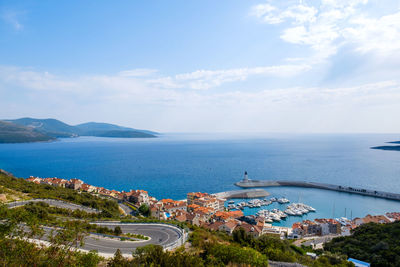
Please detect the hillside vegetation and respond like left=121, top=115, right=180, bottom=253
left=0, top=121, right=54, bottom=143
left=0, top=171, right=120, bottom=217
left=325, top=221, right=400, bottom=267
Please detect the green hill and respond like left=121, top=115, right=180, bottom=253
left=1, top=118, right=158, bottom=142
left=6, top=118, right=78, bottom=138
left=0, top=121, right=54, bottom=143
left=75, top=122, right=157, bottom=136
left=86, top=130, right=156, bottom=138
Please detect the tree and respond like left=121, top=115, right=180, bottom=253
left=114, top=226, right=122, bottom=236
left=139, top=204, right=150, bottom=217
left=325, top=221, right=400, bottom=267
left=108, top=249, right=130, bottom=267
left=46, top=220, right=89, bottom=266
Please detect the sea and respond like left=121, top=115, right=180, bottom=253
left=1, top=133, right=400, bottom=227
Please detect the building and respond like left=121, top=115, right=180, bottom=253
left=80, top=183, right=97, bottom=193
left=386, top=212, right=400, bottom=221
left=292, top=218, right=342, bottom=237
left=219, top=220, right=238, bottom=234
left=125, top=189, right=150, bottom=205
left=51, top=178, right=68, bottom=188
left=66, top=178, right=84, bottom=190
left=237, top=221, right=262, bottom=237
left=192, top=206, right=215, bottom=222
left=353, top=214, right=392, bottom=226
left=262, top=223, right=292, bottom=238
left=26, top=177, right=41, bottom=184
left=213, top=210, right=243, bottom=222
left=150, top=199, right=187, bottom=220
left=187, top=192, right=224, bottom=212
left=292, top=220, right=321, bottom=237
left=187, top=192, right=209, bottom=205
left=314, top=219, right=341, bottom=235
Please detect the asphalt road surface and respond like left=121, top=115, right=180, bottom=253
left=118, top=202, right=136, bottom=216
left=6, top=199, right=99, bottom=213
left=7, top=200, right=183, bottom=255
left=85, top=222, right=183, bottom=255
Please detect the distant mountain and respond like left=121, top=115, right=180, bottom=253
left=6, top=118, right=77, bottom=138
left=86, top=130, right=155, bottom=138
left=0, top=121, right=54, bottom=143
left=1, top=118, right=157, bottom=143
left=75, top=122, right=158, bottom=135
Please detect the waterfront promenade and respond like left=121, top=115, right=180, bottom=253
left=235, top=179, right=400, bottom=202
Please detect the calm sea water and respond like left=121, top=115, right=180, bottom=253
left=1, top=133, right=400, bottom=227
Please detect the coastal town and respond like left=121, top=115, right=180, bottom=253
left=26, top=175, right=400, bottom=245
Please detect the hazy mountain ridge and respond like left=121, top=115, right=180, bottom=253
left=0, top=121, right=55, bottom=143
left=0, top=118, right=157, bottom=143
left=75, top=122, right=158, bottom=135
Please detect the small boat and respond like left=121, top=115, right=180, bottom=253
left=277, top=197, right=290, bottom=204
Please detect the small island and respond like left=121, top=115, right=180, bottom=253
left=371, top=140, right=400, bottom=151
left=371, top=145, right=400, bottom=151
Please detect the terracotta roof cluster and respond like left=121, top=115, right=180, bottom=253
left=354, top=214, right=392, bottom=225
left=187, top=192, right=209, bottom=198
left=193, top=206, right=214, bottom=215
left=314, top=218, right=340, bottom=224
left=202, top=219, right=262, bottom=236
left=386, top=212, right=400, bottom=221
left=125, top=189, right=148, bottom=197
left=25, top=176, right=149, bottom=201
left=214, top=210, right=244, bottom=221
left=292, top=218, right=342, bottom=237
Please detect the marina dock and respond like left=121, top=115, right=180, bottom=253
left=234, top=178, right=400, bottom=202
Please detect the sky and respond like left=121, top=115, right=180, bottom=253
left=1, top=0, right=400, bottom=133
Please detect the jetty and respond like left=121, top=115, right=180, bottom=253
left=234, top=172, right=400, bottom=202
left=214, top=189, right=270, bottom=199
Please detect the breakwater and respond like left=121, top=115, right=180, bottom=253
left=234, top=180, right=400, bottom=202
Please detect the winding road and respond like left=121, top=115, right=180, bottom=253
left=6, top=199, right=185, bottom=256
left=6, top=198, right=100, bottom=213
left=85, top=222, right=184, bottom=255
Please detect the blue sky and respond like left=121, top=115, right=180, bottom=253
left=1, top=0, right=400, bottom=132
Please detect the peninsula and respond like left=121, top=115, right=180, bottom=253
left=370, top=140, right=400, bottom=151
left=0, top=118, right=157, bottom=143
left=371, top=144, right=400, bottom=151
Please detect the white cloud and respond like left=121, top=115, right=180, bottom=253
left=344, top=11, right=400, bottom=55
left=0, top=66, right=77, bottom=91
left=250, top=0, right=400, bottom=61
left=1, top=65, right=400, bottom=132
left=251, top=3, right=317, bottom=24
left=118, top=68, right=158, bottom=77
left=149, top=64, right=311, bottom=90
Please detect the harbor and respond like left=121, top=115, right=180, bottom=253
left=225, top=196, right=316, bottom=223
left=234, top=172, right=400, bottom=202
